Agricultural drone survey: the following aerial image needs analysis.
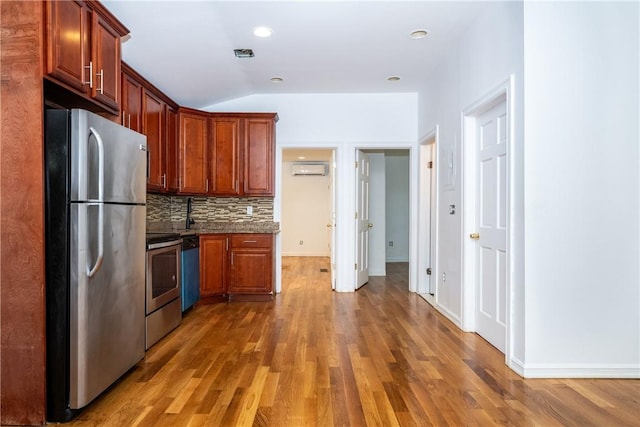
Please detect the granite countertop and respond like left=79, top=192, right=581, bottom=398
left=147, top=221, right=280, bottom=235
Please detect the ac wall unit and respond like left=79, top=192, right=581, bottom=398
left=291, top=163, right=327, bottom=176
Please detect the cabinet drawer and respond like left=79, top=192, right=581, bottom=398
left=230, top=234, right=272, bottom=248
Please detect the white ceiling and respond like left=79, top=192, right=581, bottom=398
left=102, top=1, right=492, bottom=109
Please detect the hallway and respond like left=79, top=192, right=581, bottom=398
left=67, top=257, right=639, bottom=426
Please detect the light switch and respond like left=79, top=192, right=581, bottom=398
left=247, top=206, right=253, bottom=215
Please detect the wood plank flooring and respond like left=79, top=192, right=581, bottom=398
left=67, top=257, right=639, bottom=426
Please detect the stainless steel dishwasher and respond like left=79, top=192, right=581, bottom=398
left=181, top=235, right=200, bottom=311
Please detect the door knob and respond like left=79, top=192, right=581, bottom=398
left=367, top=223, right=374, bottom=229
left=326, top=224, right=332, bottom=228
left=469, top=233, right=480, bottom=240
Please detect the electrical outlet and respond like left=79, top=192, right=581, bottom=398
left=442, top=272, right=447, bottom=282
left=299, top=240, right=304, bottom=245
left=389, top=241, right=394, bottom=247
left=247, top=206, right=253, bottom=215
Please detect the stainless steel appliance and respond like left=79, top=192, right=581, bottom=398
left=44, top=109, right=147, bottom=422
left=145, top=232, right=182, bottom=349
left=181, top=235, right=200, bottom=311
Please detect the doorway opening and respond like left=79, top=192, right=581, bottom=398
left=355, top=149, right=410, bottom=290
left=418, top=129, right=438, bottom=306
left=281, top=148, right=336, bottom=289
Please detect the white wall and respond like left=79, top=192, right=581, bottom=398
left=418, top=0, right=640, bottom=378
left=385, top=152, right=410, bottom=262
left=205, top=93, right=418, bottom=292
left=369, top=153, right=387, bottom=275
left=281, top=162, right=331, bottom=256
left=417, top=1, right=525, bottom=365
left=522, top=1, right=639, bottom=377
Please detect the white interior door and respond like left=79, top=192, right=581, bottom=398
left=355, top=150, right=370, bottom=289
left=473, top=100, right=507, bottom=353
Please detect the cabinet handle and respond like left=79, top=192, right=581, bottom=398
left=244, top=240, right=257, bottom=243
left=96, top=69, right=104, bottom=94
left=226, top=239, right=228, bottom=251
left=235, top=179, right=238, bottom=191
left=84, top=61, right=93, bottom=88
left=162, top=174, right=167, bottom=189
left=206, top=179, right=209, bottom=192
left=122, top=111, right=126, bottom=125
left=231, top=253, right=233, bottom=265
left=128, top=114, right=131, bottom=129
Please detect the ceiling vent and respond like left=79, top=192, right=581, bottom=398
left=291, top=163, right=327, bottom=176
left=234, top=48, right=255, bottom=58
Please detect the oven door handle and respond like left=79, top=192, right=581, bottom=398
left=147, top=239, right=183, bottom=250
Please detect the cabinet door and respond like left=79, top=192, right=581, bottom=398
left=229, top=247, right=273, bottom=294
left=121, top=72, right=142, bottom=132
left=243, top=118, right=274, bottom=195
left=90, top=12, right=121, bottom=111
left=200, top=235, right=228, bottom=297
left=179, top=112, right=209, bottom=194
left=210, top=117, right=240, bottom=195
left=45, top=0, right=90, bottom=92
left=143, top=90, right=164, bottom=192
left=165, top=106, right=179, bottom=193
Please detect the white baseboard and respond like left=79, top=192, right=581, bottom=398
left=508, top=357, right=526, bottom=377
left=369, top=269, right=387, bottom=276
left=434, top=302, right=462, bottom=329
left=520, top=363, right=640, bottom=379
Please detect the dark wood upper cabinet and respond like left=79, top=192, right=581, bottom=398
left=210, top=117, right=241, bottom=195
left=143, top=89, right=164, bottom=192
left=208, top=113, right=278, bottom=197
left=121, top=71, right=142, bottom=132
left=244, top=118, right=274, bottom=196
left=44, top=0, right=128, bottom=115
left=90, top=12, right=121, bottom=111
left=122, top=63, right=179, bottom=194
left=165, top=106, right=179, bottom=192
left=45, top=0, right=90, bottom=93
left=179, top=109, right=209, bottom=194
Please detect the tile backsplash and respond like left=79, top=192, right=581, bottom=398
left=147, top=194, right=274, bottom=224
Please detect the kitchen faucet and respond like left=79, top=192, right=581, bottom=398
left=186, top=197, right=195, bottom=229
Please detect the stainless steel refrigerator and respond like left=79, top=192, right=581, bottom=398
left=45, top=109, right=147, bottom=422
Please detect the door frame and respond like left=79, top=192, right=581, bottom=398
left=353, top=145, right=416, bottom=292
left=275, top=145, right=338, bottom=293
left=461, top=76, right=514, bottom=362
left=418, top=127, right=439, bottom=298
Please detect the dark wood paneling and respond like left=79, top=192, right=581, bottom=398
left=210, top=117, right=240, bottom=195
left=0, top=1, right=47, bottom=424
left=178, top=108, right=209, bottom=194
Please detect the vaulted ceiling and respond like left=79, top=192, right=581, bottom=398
left=102, top=1, right=492, bottom=109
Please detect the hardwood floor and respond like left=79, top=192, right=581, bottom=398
left=68, top=257, right=639, bottom=426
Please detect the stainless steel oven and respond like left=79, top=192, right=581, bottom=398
left=145, top=233, right=182, bottom=349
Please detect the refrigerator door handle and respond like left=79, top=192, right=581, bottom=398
left=87, top=202, right=104, bottom=278
left=88, top=127, right=105, bottom=202
left=87, top=127, right=105, bottom=278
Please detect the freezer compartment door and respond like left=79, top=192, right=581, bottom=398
left=70, top=109, right=147, bottom=204
left=69, top=203, right=146, bottom=409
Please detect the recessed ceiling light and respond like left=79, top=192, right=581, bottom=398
left=409, top=29, right=429, bottom=39
left=297, top=156, right=306, bottom=160
left=270, top=77, right=284, bottom=83
left=253, top=26, right=273, bottom=38
left=387, top=76, right=401, bottom=82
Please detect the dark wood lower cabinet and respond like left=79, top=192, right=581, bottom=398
left=199, top=235, right=228, bottom=303
left=199, top=233, right=273, bottom=303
